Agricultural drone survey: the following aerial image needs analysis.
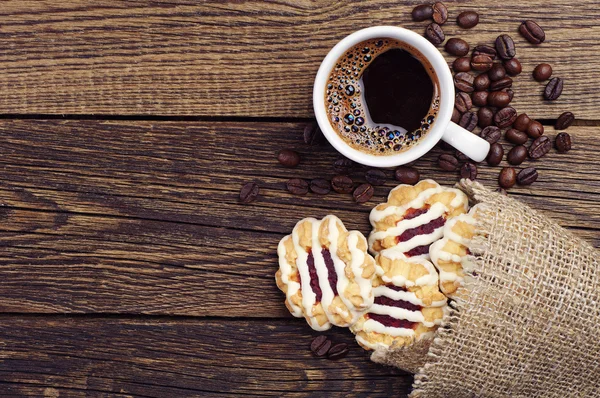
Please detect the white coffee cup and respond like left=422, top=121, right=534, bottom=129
left=313, top=26, right=490, bottom=168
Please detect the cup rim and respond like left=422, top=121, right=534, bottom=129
left=313, top=26, right=454, bottom=168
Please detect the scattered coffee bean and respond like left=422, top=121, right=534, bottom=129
left=353, top=183, right=374, bottom=203
left=499, top=167, right=517, bottom=189
left=513, top=113, right=531, bottom=132
left=488, top=90, right=511, bottom=108
left=486, top=142, right=504, bottom=166
left=527, top=120, right=544, bottom=139
left=472, top=91, right=488, bottom=107
left=395, top=166, right=420, bottom=184
left=544, top=77, right=564, bottom=100
left=453, top=57, right=472, bottom=72
left=331, top=175, right=354, bottom=194
left=495, top=34, right=516, bottom=60
left=287, top=178, right=309, bottom=195
left=494, top=107, right=517, bottom=128
left=490, top=77, right=513, bottom=91
left=471, top=55, right=493, bottom=71
left=425, top=23, right=445, bottom=45
left=533, top=63, right=552, bottom=81
left=365, top=169, right=387, bottom=186
left=507, top=145, right=528, bottom=165
left=529, top=136, right=552, bottom=159
left=459, top=111, right=478, bottom=131
left=445, top=38, right=470, bottom=56
left=304, top=122, right=324, bottom=145
left=488, top=63, right=506, bottom=81
left=519, top=20, right=545, bottom=44
left=277, top=149, right=300, bottom=168
left=452, top=108, right=461, bottom=123
left=555, top=132, right=572, bottom=153
left=505, top=128, right=528, bottom=145
left=432, top=2, right=448, bottom=24
left=327, top=342, right=349, bottom=360
left=239, top=182, right=259, bottom=203
left=455, top=92, right=473, bottom=113
left=412, top=4, right=433, bottom=21
left=333, top=158, right=354, bottom=174
left=555, top=112, right=575, bottom=130
left=480, top=125, right=501, bottom=143
left=478, top=107, right=495, bottom=128
left=496, top=187, right=508, bottom=195
left=454, top=72, right=474, bottom=93
left=439, top=154, right=459, bottom=171
left=505, top=88, right=515, bottom=102
left=474, top=73, right=491, bottom=91
left=311, top=335, right=332, bottom=358
left=473, top=45, right=496, bottom=60
left=456, top=11, right=479, bottom=29
left=310, top=178, right=331, bottom=195
left=460, top=162, right=478, bottom=180
left=517, top=167, right=538, bottom=185
left=455, top=150, right=469, bottom=162
left=503, top=58, right=522, bottom=76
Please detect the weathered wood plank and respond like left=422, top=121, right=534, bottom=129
left=0, top=0, right=597, bottom=118
left=0, top=317, right=412, bottom=397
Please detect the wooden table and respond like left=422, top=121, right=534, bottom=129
left=1, top=1, right=599, bottom=396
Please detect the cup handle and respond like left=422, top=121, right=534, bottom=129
left=442, top=122, right=490, bottom=162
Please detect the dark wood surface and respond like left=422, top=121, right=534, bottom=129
left=0, top=1, right=599, bottom=397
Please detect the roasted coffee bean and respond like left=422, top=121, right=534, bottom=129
left=333, top=158, right=354, bottom=174
left=488, top=64, right=506, bottom=81
left=432, top=2, right=448, bottom=24
left=459, top=111, right=478, bottom=131
left=454, top=72, right=474, bottom=93
left=494, top=107, right=517, bottom=128
left=488, top=91, right=511, bottom=108
left=473, top=45, right=496, bottom=60
left=505, top=88, right=515, bottom=102
left=456, top=11, right=479, bottom=29
left=533, top=63, right=552, bottom=81
left=528, top=136, right=552, bottom=159
left=445, top=38, right=470, bottom=56
left=513, top=113, right=531, bottom=132
left=471, top=55, right=493, bottom=71
left=473, top=73, right=491, bottom=91
left=327, top=343, right=349, bottom=360
left=331, top=175, right=354, bottom=194
left=287, top=178, right=309, bottom=195
left=486, top=142, right=504, bottom=166
left=454, top=151, right=468, bottom=162
left=239, top=182, right=259, bottom=203
left=555, top=132, right=572, bottom=153
left=460, top=162, right=478, bottom=180
left=555, top=112, right=575, bottom=130
left=527, top=120, right=544, bottom=139
left=495, top=34, right=516, bottom=60
left=310, top=178, right=331, bottom=195
left=519, top=20, right=545, bottom=44
left=311, top=335, right=332, bottom=357
left=478, top=107, right=495, bottom=128
left=503, top=58, right=522, bottom=76
left=304, top=122, right=324, bottom=145
left=453, top=57, right=471, bottom=72
left=499, top=167, right=517, bottom=189
left=472, top=91, right=488, bottom=107
left=517, top=167, right=538, bottom=185
left=353, top=183, right=374, bottom=203
left=412, top=4, right=433, bottom=21
left=507, top=145, right=528, bottom=165
left=365, top=169, right=387, bottom=186
left=544, top=77, right=564, bottom=100
left=455, top=92, right=472, bottom=113
left=452, top=107, right=461, bottom=123
left=277, top=149, right=300, bottom=168
left=505, top=128, right=528, bottom=145
left=490, top=77, right=513, bottom=91
left=425, top=23, right=445, bottom=45
left=395, top=166, right=420, bottom=184
left=438, top=154, right=459, bottom=171
left=480, top=125, right=501, bottom=143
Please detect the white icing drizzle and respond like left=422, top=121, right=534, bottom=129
left=347, top=231, right=375, bottom=309
left=372, top=285, right=446, bottom=308
left=277, top=237, right=302, bottom=317
left=362, top=319, right=416, bottom=337
left=311, top=218, right=335, bottom=328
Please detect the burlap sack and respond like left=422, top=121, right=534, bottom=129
left=374, top=180, right=600, bottom=397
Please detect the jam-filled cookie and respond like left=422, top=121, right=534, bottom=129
left=276, top=215, right=377, bottom=331
left=351, top=248, right=447, bottom=350
left=368, top=179, right=469, bottom=258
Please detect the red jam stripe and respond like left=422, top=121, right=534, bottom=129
left=321, top=248, right=339, bottom=295
left=367, top=313, right=416, bottom=329
left=306, top=250, right=323, bottom=303
left=374, top=295, right=422, bottom=312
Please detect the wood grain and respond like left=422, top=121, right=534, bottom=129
left=0, top=0, right=598, bottom=118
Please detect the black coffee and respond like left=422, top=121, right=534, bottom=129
left=325, top=38, right=440, bottom=156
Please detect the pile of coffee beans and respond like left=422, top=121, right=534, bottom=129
left=310, top=335, right=349, bottom=360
